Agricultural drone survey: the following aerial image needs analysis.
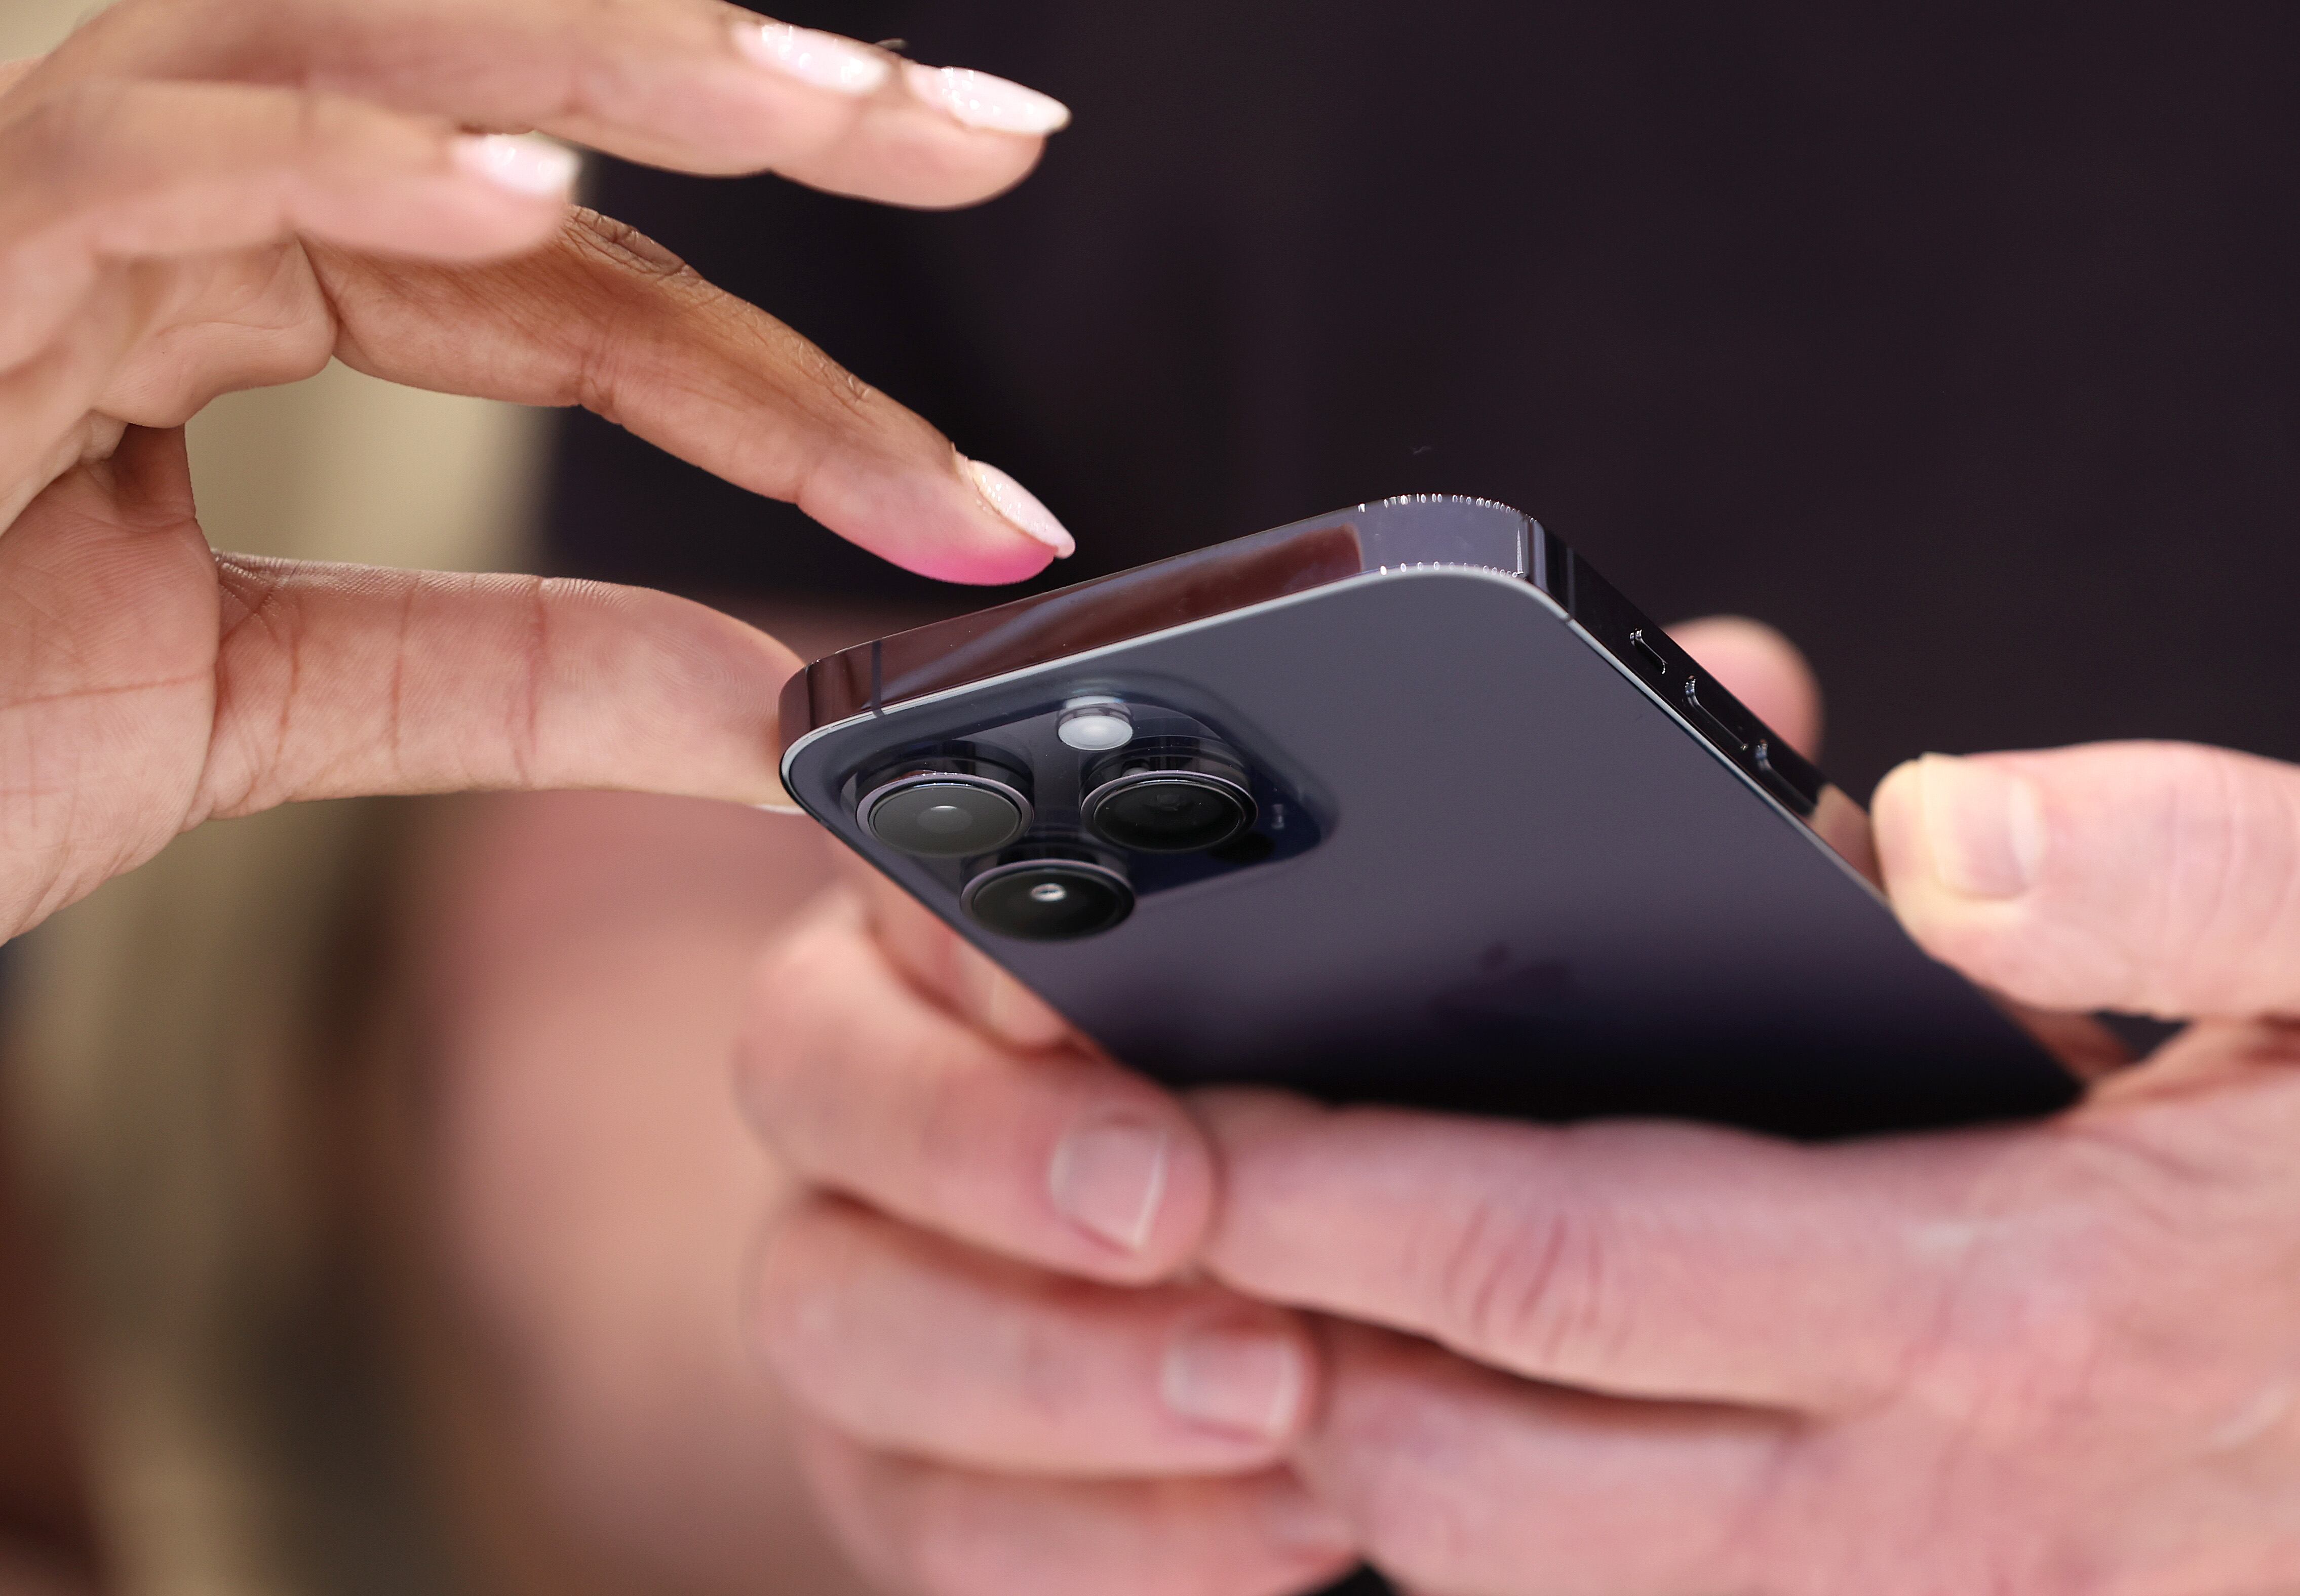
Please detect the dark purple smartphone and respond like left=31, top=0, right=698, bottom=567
left=778, top=496, right=2074, bottom=1139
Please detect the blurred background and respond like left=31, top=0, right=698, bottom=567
left=4, top=5, right=2298, bottom=1595
left=0, top=2, right=547, bottom=1592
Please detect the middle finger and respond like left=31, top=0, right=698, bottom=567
left=36, top=0, right=1062, bottom=206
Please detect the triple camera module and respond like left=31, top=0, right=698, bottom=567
left=854, top=697, right=1303, bottom=941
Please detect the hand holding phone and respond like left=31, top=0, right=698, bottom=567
left=740, top=615, right=1824, bottom=1593
left=742, top=728, right=2300, bottom=1596
left=778, top=498, right=2076, bottom=1136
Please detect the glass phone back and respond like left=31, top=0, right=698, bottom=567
left=784, top=562, right=2074, bottom=1137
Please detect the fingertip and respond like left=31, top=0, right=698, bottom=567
left=1868, top=757, right=1927, bottom=890
left=902, top=61, right=1072, bottom=137
left=807, top=462, right=1064, bottom=586
left=1046, top=1098, right=1216, bottom=1275
left=1869, top=755, right=2021, bottom=969
left=962, top=457, right=1075, bottom=558
left=1878, top=753, right=2047, bottom=904
left=1160, top=1303, right=1326, bottom=1447
left=450, top=131, right=579, bottom=200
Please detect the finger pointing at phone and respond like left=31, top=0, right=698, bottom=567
left=0, top=0, right=1074, bottom=941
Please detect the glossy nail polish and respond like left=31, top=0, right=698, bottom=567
left=452, top=134, right=579, bottom=198
left=734, top=19, right=892, bottom=95
left=905, top=62, right=1071, bottom=135
left=963, top=458, right=1074, bottom=556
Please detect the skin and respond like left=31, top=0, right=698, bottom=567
left=0, top=0, right=1073, bottom=945
left=411, top=786, right=875, bottom=1594
left=733, top=623, right=2300, bottom=1596
left=394, top=620, right=1805, bottom=1591
left=0, top=0, right=1071, bottom=1578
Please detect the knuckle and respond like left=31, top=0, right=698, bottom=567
left=547, top=211, right=705, bottom=421
left=785, top=331, right=876, bottom=420
left=1430, top=1185, right=1623, bottom=1372
left=496, top=573, right=548, bottom=789
left=560, top=207, right=692, bottom=281
left=206, top=554, right=308, bottom=814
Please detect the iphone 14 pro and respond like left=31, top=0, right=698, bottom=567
left=777, top=496, right=2075, bottom=1138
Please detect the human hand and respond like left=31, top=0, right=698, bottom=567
left=0, top=0, right=1072, bottom=940
left=733, top=619, right=1830, bottom=1595
left=751, top=724, right=2300, bottom=1595
left=1158, top=739, right=2300, bottom=1595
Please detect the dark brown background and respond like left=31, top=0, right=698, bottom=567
left=547, top=3, right=2300, bottom=799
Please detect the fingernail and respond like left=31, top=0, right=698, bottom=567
left=1161, top=1323, right=1306, bottom=1440
left=452, top=134, right=579, bottom=199
left=904, top=62, right=1072, bottom=135
left=962, top=458, right=1074, bottom=556
left=1916, top=753, right=2046, bottom=898
left=733, top=19, right=892, bottom=96
left=1048, top=1112, right=1168, bottom=1252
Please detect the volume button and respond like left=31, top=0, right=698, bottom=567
left=1680, top=676, right=1746, bottom=752
left=1750, top=740, right=1815, bottom=813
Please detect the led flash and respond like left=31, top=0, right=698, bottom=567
left=1058, top=696, right=1134, bottom=751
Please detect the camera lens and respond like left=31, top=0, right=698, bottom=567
left=1082, top=739, right=1256, bottom=853
left=962, top=852, right=1134, bottom=940
left=859, top=754, right=1032, bottom=857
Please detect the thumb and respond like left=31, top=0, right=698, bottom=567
left=201, top=554, right=802, bottom=812
left=1872, top=742, right=2300, bottom=1020
left=8, top=426, right=807, bottom=923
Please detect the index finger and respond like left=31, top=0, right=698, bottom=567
left=735, top=890, right=1217, bottom=1285
left=1192, top=1088, right=2035, bottom=1412
left=316, top=210, right=1070, bottom=584
left=29, top=0, right=1065, bottom=207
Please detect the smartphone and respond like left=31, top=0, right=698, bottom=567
left=778, top=496, right=2075, bottom=1137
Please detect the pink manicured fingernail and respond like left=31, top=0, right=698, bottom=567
left=1916, top=753, right=2046, bottom=898
left=904, top=62, right=1071, bottom=135
left=963, top=458, right=1074, bottom=556
left=733, top=19, right=891, bottom=95
left=1161, top=1323, right=1306, bottom=1440
left=452, top=134, right=579, bottom=198
left=1048, top=1112, right=1168, bottom=1251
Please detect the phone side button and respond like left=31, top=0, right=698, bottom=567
left=1750, top=740, right=1818, bottom=815
left=1680, top=677, right=1746, bottom=752
left=1628, top=627, right=1670, bottom=678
